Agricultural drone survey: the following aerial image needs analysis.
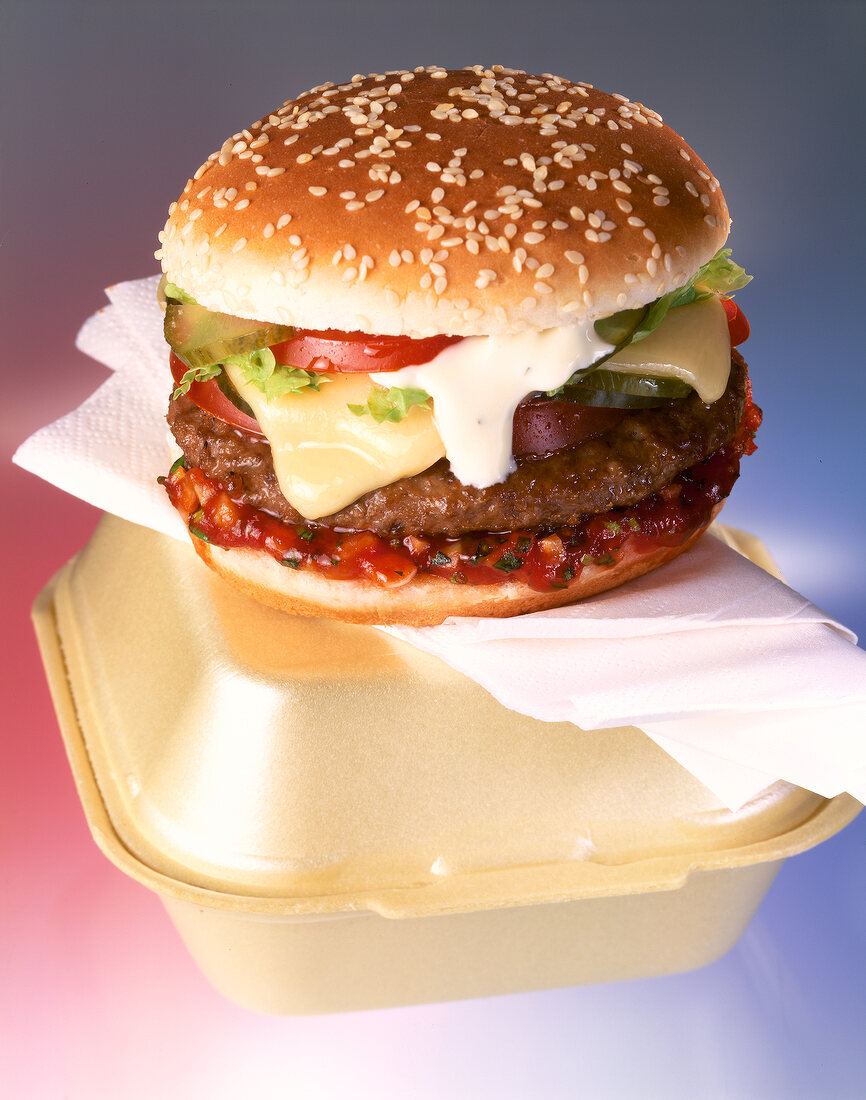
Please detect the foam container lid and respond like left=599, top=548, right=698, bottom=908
left=34, top=515, right=860, bottom=921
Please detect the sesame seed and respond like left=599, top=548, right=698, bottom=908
left=308, top=186, right=328, bottom=196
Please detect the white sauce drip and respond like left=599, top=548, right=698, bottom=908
left=372, top=322, right=613, bottom=487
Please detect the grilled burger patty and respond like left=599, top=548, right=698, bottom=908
left=167, top=352, right=747, bottom=538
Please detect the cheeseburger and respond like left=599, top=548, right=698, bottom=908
left=157, top=65, right=759, bottom=625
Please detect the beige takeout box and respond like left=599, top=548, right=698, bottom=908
left=33, top=515, right=860, bottom=1015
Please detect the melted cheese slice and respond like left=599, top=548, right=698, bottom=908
left=603, top=295, right=731, bottom=403
left=222, top=368, right=444, bottom=520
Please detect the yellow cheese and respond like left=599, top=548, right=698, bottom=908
left=222, top=367, right=445, bottom=520
left=603, top=296, right=731, bottom=403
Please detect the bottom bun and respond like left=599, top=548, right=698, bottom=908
left=188, top=503, right=723, bottom=626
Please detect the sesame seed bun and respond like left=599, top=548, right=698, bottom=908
left=159, top=65, right=729, bottom=338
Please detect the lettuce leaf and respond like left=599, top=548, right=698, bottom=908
left=227, top=347, right=325, bottom=399
left=595, top=248, right=751, bottom=348
left=348, top=386, right=432, bottom=423
left=172, top=362, right=223, bottom=398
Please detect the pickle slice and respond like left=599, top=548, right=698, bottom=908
left=164, top=301, right=294, bottom=370
left=561, top=370, right=693, bottom=409
left=593, top=306, right=649, bottom=350
left=215, top=371, right=257, bottom=419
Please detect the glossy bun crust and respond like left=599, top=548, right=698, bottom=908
left=187, top=504, right=724, bottom=626
left=160, top=66, right=729, bottom=338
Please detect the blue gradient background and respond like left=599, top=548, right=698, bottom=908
left=3, top=2, right=864, bottom=1096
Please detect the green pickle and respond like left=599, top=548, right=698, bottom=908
left=561, top=370, right=693, bottom=409
left=593, top=306, right=648, bottom=350
left=164, top=300, right=293, bottom=370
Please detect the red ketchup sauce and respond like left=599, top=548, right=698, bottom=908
left=162, top=393, right=762, bottom=593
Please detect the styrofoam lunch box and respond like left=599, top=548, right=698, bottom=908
left=32, top=514, right=860, bottom=1015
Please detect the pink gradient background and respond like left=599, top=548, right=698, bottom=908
left=3, top=2, right=864, bottom=1097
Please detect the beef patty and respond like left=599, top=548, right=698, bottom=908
left=167, top=351, right=747, bottom=537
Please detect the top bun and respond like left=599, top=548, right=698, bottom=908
left=159, top=66, right=729, bottom=338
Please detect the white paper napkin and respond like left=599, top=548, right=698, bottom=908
left=14, top=277, right=866, bottom=810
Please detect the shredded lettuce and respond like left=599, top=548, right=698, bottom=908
left=227, top=346, right=324, bottom=399
left=348, top=386, right=432, bottom=424
left=163, top=281, right=198, bottom=305
left=172, top=362, right=223, bottom=398
left=172, top=347, right=324, bottom=401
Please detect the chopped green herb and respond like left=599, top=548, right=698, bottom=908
left=430, top=551, right=452, bottom=567
left=296, top=527, right=315, bottom=542
left=169, top=455, right=188, bottom=475
left=450, top=572, right=468, bottom=584
left=581, top=551, right=616, bottom=567
left=494, top=550, right=524, bottom=574
left=516, top=536, right=532, bottom=553
left=281, top=556, right=300, bottom=569
left=189, top=510, right=209, bottom=542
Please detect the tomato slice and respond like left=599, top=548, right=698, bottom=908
left=512, top=399, right=627, bottom=456
left=722, top=298, right=750, bottom=346
left=270, top=329, right=462, bottom=373
left=170, top=352, right=265, bottom=437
